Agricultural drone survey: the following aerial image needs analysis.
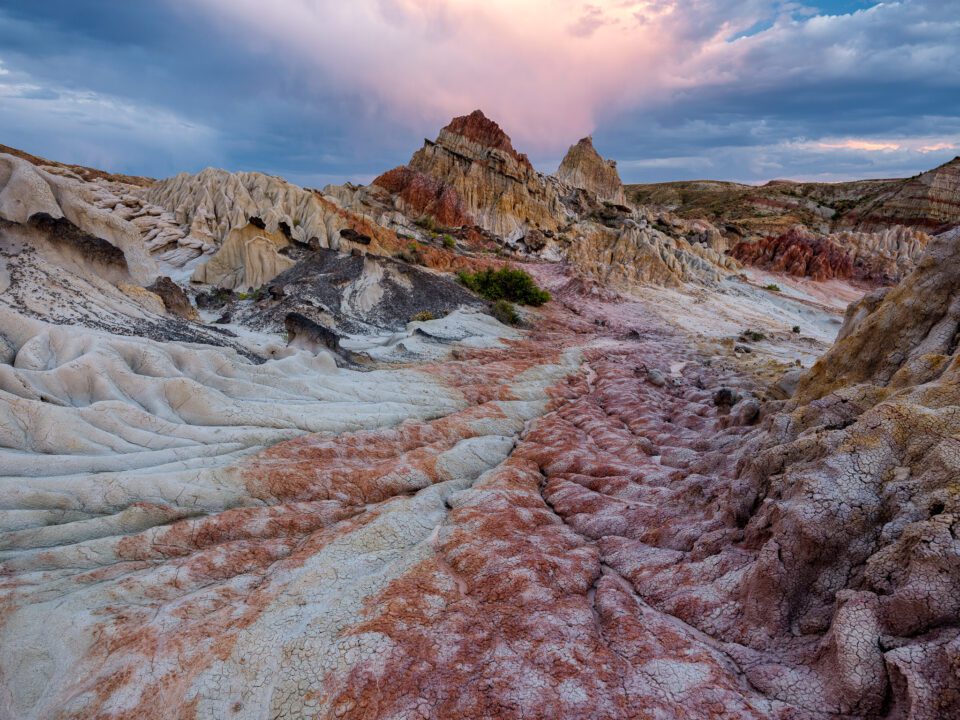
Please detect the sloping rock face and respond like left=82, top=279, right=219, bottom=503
left=374, top=109, right=567, bottom=239
left=731, top=227, right=855, bottom=281
left=556, top=136, right=626, bottom=205
left=852, top=156, right=960, bottom=232
left=732, top=225, right=928, bottom=283
left=138, top=167, right=388, bottom=274
left=832, top=225, right=929, bottom=283
left=191, top=222, right=295, bottom=291
left=371, top=165, right=472, bottom=227
left=726, top=228, right=960, bottom=718
left=0, top=153, right=158, bottom=284
left=236, top=248, right=483, bottom=336
left=566, top=218, right=735, bottom=288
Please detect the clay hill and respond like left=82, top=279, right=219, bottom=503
left=1, top=111, right=960, bottom=720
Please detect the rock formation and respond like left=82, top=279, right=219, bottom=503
left=851, top=156, right=960, bottom=232
left=191, top=222, right=295, bottom=291
left=556, top=136, right=626, bottom=205
left=732, top=225, right=928, bottom=283
left=731, top=226, right=855, bottom=281
left=368, top=109, right=567, bottom=240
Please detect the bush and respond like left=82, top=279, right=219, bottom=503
left=491, top=299, right=520, bottom=326
left=792, top=325, right=801, bottom=334
left=411, top=311, right=435, bottom=322
left=396, top=241, right=425, bottom=265
left=740, top=329, right=766, bottom=342
left=763, top=283, right=781, bottom=292
left=442, top=234, right=456, bottom=249
left=456, top=266, right=550, bottom=306
left=415, top=215, right=438, bottom=233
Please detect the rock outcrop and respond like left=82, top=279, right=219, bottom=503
left=191, top=222, right=295, bottom=291
left=0, top=153, right=158, bottom=284
left=717, top=226, right=960, bottom=718
left=371, top=109, right=567, bottom=240
left=852, top=156, right=960, bottom=232
left=556, top=136, right=626, bottom=205
left=731, top=226, right=855, bottom=281
left=732, top=225, right=928, bottom=283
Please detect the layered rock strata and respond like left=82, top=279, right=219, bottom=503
left=556, top=136, right=627, bottom=205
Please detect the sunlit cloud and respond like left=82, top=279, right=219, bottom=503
left=919, top=142, right=957, bottom=154
left=817, top=139, right=901, bottom=152
left=183, top=0, right=767, bottom=151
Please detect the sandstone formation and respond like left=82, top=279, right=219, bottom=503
left=556, top=136, right=626, bottom=205
left=191, top=222, right=295, bottom=291
left=368, top=109, right=567, bottom=240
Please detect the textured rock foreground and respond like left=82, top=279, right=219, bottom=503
left=2, top=115, right=960, bottom=718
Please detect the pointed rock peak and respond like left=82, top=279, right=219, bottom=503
left=556, top=136, right=626, bottom=205
left=439, top=109, right=530, bottom=166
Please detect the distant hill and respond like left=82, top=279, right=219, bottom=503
left=626, top=156, right=960, bottom=238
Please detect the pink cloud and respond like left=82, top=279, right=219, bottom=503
left=183, top=0, right=766, bottom=151
left=919, top=142, right=956, bottom=153
left=817, top=139, right=901, bottom=152
left=180, top=0, right=955, bottom=156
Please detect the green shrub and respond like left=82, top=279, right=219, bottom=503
left=491, top=299, right=520, bottom=326
left=456, top=266, right=550, bottom=306
left=415, top=215, right=438, bottom=233
left=411, top=311, right=435, bottom=322
left=792, top=325, right=801, bottom=334
left=763, top=283, right=781, bottom=292
left=740, top=329, right=766, bottom=342
left=442, top=234, right=456, bottom=249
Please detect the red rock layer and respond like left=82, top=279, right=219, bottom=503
left=371, top=166, right=472, bottom=228
left=442, top=109, right=532, bottom=169
left=731, top=227, right=854, bottom=280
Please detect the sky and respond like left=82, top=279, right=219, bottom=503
left=0, top=1, right=958, bottom=186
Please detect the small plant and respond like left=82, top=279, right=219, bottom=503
left=411, top=311, right=435, bottom=322
left=396, top=241, right=425, bottom=265
left=456, top=266, right=551, bottom=306
left=442, top=234, right=456, bottom=249
left=491, top=299, right=520, bottom=326
left=792, top=325, right=801, bottom=334
left=763, top=283, right=781, bottom=292
left=740, top=329, right=766, bottom=342
left=414, top=215, right=438, bottom=233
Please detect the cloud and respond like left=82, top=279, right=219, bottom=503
left=816, top=139, right=901, bottom=152
left=0, top=1, right=957, bottom=183
left=182, top=0, right=769, bottom=151
left=0, top=58, right=218, bottom=174
left=919, top=142, right=957, bottom=154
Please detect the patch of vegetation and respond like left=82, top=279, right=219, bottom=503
left=740, top=329, right=766, bottom=342
left=415, top=215, right=438, bottom=233
left=442, top=234, right=456, bottom=249
left=491, top=299, right=520, bottom=326
left=396, top=241, right=425, bottom=265
left=792, top=325, right=801, bottom=334
left=237, top=286, right=265, bottom=301
left=456, top=266, right=551, bottom=306
left=763, top=283, right=781, bottom=292
left=411, top=311, right=435, bottom=322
